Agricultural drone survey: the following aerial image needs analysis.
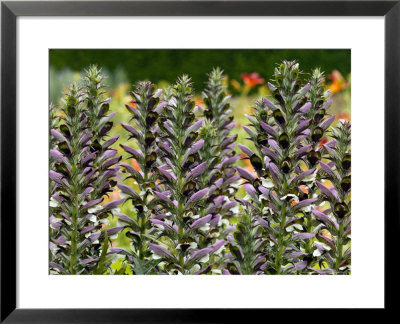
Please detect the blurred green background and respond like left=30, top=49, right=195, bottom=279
left=50, top=49, right=351, bottom=250
left=50, top=49, right=350, bottom=102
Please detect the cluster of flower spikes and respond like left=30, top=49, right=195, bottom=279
left=49, top=66, right=121, bottom=274
left=115, top=81, right=167, bottom=274
left=312, top=121, right=351, bottom=274
left=148, top=75, right=226, bottom=275
left=237, top=60, right=338, bottom=274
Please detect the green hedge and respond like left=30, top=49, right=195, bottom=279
left=50, top=49, right=350, bottom=87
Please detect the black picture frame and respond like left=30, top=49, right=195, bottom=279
left=1, top=0, right=397, bottom=322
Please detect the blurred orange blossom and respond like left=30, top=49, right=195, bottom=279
left=241, top=72, right=265, bottom=88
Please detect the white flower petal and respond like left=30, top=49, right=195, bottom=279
left=199, top=254, right=210, bottom=263
left=199, top=223, right=211, bottom=232
left=313, top=249, right=321, bottom=257
left=49, top=197, right=60, bottom=208
left=111, top=207, right=121, bottom=215
left=211, top=269, right=222, bottom=274
left=89, top=215, right=97, bottom=223
left=88, top=205, right=103, bottom=214
left=261, top=177, right=274, bottom=188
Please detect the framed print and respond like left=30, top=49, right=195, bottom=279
left=1, top=0, right=398, bottom=322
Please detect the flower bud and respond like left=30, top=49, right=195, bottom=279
left=334, top=202, right=349, bottom=219
left=259, top=110, right=268, bottom=122
left=145, top=131, right=156, bottom=146
left=280, top=158, right=292, bottom=174
left=184, top=153, right=199, bottom=169
left=315, top=100, right=324, bottom=109
left=314, top=109, right=325, bottom=123
left=342, top=154, right=351, bottom=171
left=145, top=152, right=157, bottom=168
left=307, top=150, right=321, bottom=166
left=341, top=176, right=351, bottom=192
left=184, top=132, right=198, bottom=147
left=183, top=113, right=195, bottom=127
left=146, top=111, right=158, bottom=127
left=311, top=127, right=324, bottom=142
left=273, top=109, right=285, bottom=124
left=183, top=180, right=196, bottom=196
left=278, top=133, right=290, bottom=149
left=256, top=133, right=269, bottom=146
left=250, top=154, right=263, bottom=171
left=273, top=90, right=285, bottom=107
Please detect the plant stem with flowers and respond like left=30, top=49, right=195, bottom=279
left=49, top=67, right=121, bottom=275
left=116, top=81, right=166, bottom=274
left=149, top=75, right=226, bottom=274
left=238, top=61, right=329, bottom=274
left=312, top=121, right=351, bottom=274
left=191, top=68, right=239, bottom=271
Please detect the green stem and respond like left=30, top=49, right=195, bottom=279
left=69, top=213, right=78, bottom=274
left=335, top=222, right=344, bottom=273
left=69, top=118, right=80, bottom=275
left=69, top=181, right=79, bottom=274
left=275, top=204, right=287, bottom=274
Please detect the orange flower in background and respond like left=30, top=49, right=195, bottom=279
left=328, top=70, right=348, bottom=94
left=321, top=229, right=333, bottom=240
left=111, top=190, right=120, bottom=201
left=127, top=101, right=137, bottom=109
left=131, top=158, right=141, bottom=171
left=240, top=152, right=252, bottom=167
left=241, top=72, right=265, bottom=88
left=195, top=97, right=203, bottom=106
left=299, top=185, right=309, bottom=194
left=337, top=113, right=350, bottom=122
left=318, top=138, right=328, bottom=148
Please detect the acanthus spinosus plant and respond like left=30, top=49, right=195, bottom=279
left=149, top=75, right=226, bottom=274
left=281, top=67, right=336, bottom=273
left=49, top=66, right=121, bottom=274
left=200, top=68, right=239, bottom=204
left=236, top=60, right=343, bottom=274
left=115, top=81, right=166, bottom=274
left=189, top=68, right=239, bottom=272
left=312, top=121, right=351, bottom=274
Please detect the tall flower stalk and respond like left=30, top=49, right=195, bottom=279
left=191, top=69, right=239, bottom=271
left=312, top=121, right=351, bottom=274
left=200, top=68, right=239, bottom=195
left=237, top=61, right=327, bottom=274
left=200, top=67, right=239, bottom=205
left=116, top=81, right=165, bottom=274
left=149, top=75, right=225, bottom=274
left=49, top=67, right=121, bottom=274
left=290, top=68, right=335, bottom=273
